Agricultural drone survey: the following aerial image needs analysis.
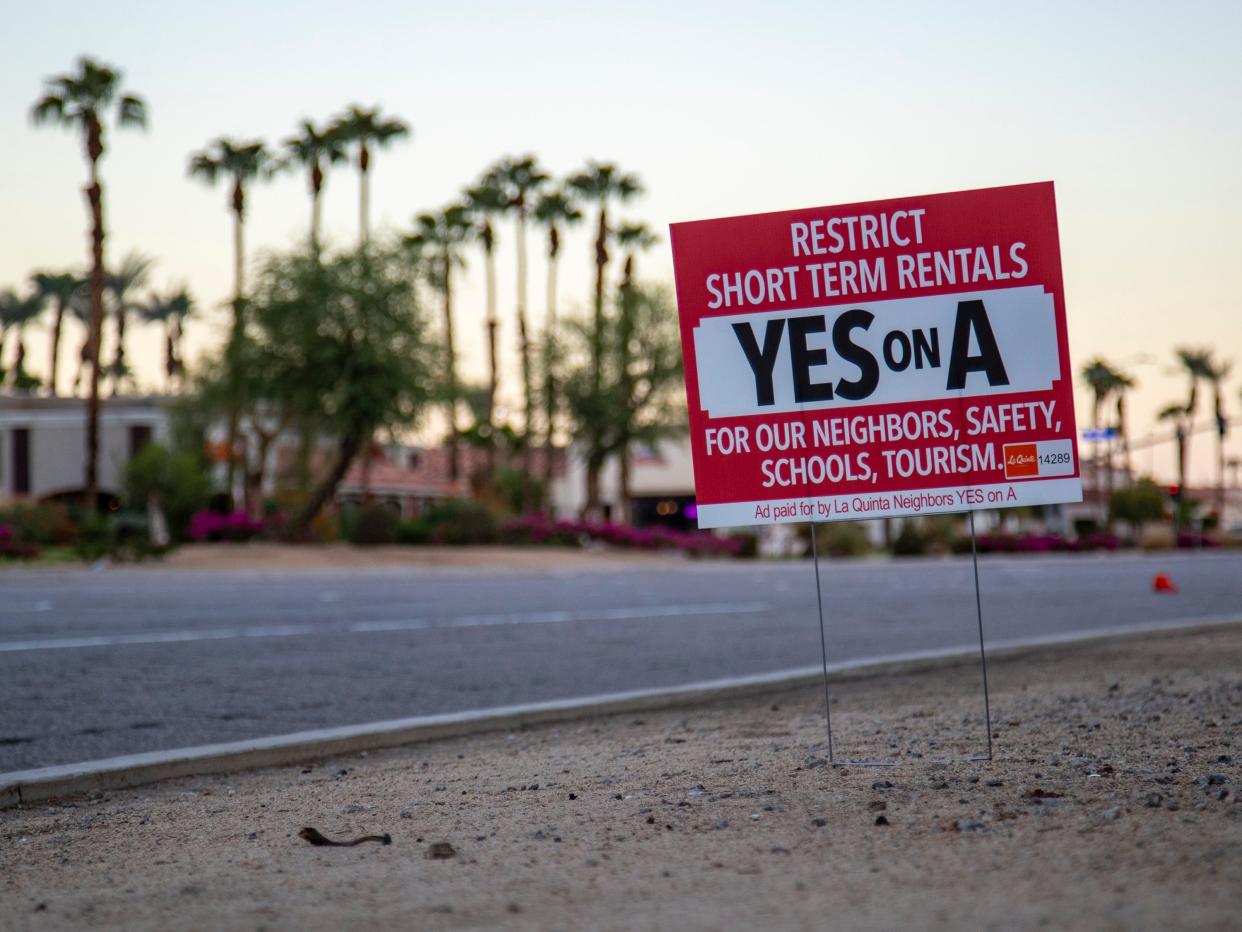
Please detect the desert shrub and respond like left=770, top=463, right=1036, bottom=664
left=0, top=524, right=40, bottom=559
left=424, top=499, right=499, bottom=545
left=802, top=521, right=871, bottom=558
left=0, top=501, right=76, bottom=547
left=397, top=517, right=432, bottom=545
left=123, top=443, right=211, bottom=540
left=892, top=522, right=932, bottom=556
left=347, top=504, right=400, bottom=545
left=73, top=512, right=156, bottom=562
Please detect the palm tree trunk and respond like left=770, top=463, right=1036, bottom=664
left=359, top=145, right=370, bottom=246
left=226, top=194, right=245, bottom=509
left=585, top=205, right=608, bottom=518
left=48, top=298, right=65, bottom=395
left=542, top=232, right=560, bottom=508
left=443, top=252, right=460, bottom=483
left=484, top=242, right=498, bottom=479
left=310, top=162, right=323, bottom=254
left=84, top=160, right=106, bottom=513
left=516, top=208, right=533, bottom=510
left=112, top=306, right=127, bottom=396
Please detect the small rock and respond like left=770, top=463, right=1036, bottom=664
left=930, top=780, right=949, bottom=790
left=1144, top=793, right=1163, bottom=808
left=425, top=842, right=456, bottom=860
left=1099, top=807, right=1122, bottom=822
left=874, top=815, right=890, bottom=826
left=688, top=784, right=707, bottom=797
left=868, top=801, right=887, bottom=812
left=871, top=780, right=894, bottom=790
left=568, top=793, right=577, bottom=800
left=811, top=817, right=827, bottom=827
left=954, top=819, right=985, bottom=832
left=715, top=819, right=729, bottom=830
left=803, top=756, right=829, bottom=769
left=770, top=846, right=790, bottom=854
left=1202, top=774, right=1230, bottom=786
left=400, top=810, right=414, bottom=819
left=986, top=779, right=1004, bottom=787
left=646, top=817, right=655, bottom=825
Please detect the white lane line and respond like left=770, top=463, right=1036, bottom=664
left=0, top=602, right=768, bottom=654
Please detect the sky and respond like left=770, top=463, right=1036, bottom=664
left=1, top=0, right=1240, bottom=484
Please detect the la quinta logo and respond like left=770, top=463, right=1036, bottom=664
left=1003, top=443, right=1039, bottom=478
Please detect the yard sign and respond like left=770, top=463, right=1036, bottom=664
left=670, top=182, right=1081, bottom=529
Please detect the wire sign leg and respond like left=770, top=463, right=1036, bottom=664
left=811, top=522, right=895, bottom=767
left=968, top=510, right=995, bottom=762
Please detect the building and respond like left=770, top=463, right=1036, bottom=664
left=0, top=394, right=169, bottom=505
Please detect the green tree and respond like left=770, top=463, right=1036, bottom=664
left=464, top=171, right=508, bottom=473
left=104, top=250, right=154, bottom=394
left=283, top=119, right=347, bottom=254
left=405, top=205, right=473, bottom=482
left=31, top=271, right=83, bottom=395
left=245, top=246, right=434, bottom=537
left=563, top=285, right=684, bottom=522
left=567, top=162, right=643, bottom=515
left=1110, top=477, right=1166, bottom=542
left=532, top=188, right=582, bottom=498
left=331, top=105, right=410, bottom=246
left=124, top=442, right=210, bottom=541
left=31, top=56, right=147, bottom=510
left=492, top=155, right=549, bottom=491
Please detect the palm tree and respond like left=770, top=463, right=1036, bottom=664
left=104, top=250, right=154, bottom=394
left=139, top=287, right=196, bottom=390
left=612, top=222, right=660, bottom=523
left=1174, top=347, right=1214, bottom=485
left=283, top=119, right=347, bottom=254
left=1082, top=358, right=1124, bottom=523
left=492, top=156, right=549, bottom=493
left=532, top=188, right=582, bottom=498
left=188, top=137, right=273, bottom=504
left=405, top=204, right=473, bottom=481
left=0, top=290, right=47, bottom=392
left=31, top=271, right=83, bottom=395
left=331, top=105, right=410, bottom=246
left=567, top=162, right=643, bottom=516
left=1203, top=355, right=1232, bottom=522
left=464, top=172, right=508, bottom=474
left=31, top=56, right=147, bottom=510
left=187, top=137, right=273, bottom=335
left=1111, top=370, right=1136, bottom=481
left=1158, top=403, right=1190, bottom=531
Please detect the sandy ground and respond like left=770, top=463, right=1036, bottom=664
left=155, top=542, right=689, bottom=572
left=2, top=625, right=1239, bottom=931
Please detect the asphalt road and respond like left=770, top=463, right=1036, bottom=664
left=1, top=551, right=1239, bottom=772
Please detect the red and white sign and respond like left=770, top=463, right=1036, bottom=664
left=669, top=182, right=1081, bottom=529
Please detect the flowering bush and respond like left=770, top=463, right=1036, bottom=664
left=0, top=523, right=40, bottom=560
left=501, top=514, right=751, bottom=558
left=187, top=511, right=266, bottom=542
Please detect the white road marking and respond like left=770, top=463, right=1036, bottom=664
left=0, top=602, right=769, bottom=653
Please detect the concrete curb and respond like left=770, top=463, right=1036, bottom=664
left=3, top=615, right=1237, bottom=809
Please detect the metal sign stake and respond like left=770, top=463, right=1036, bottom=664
left=811, top=513, right=996, bottom=766
left=968, top=510, right=995, bottom=761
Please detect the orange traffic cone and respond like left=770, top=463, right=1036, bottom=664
left=1152, top=573, right=1178, bottom=593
